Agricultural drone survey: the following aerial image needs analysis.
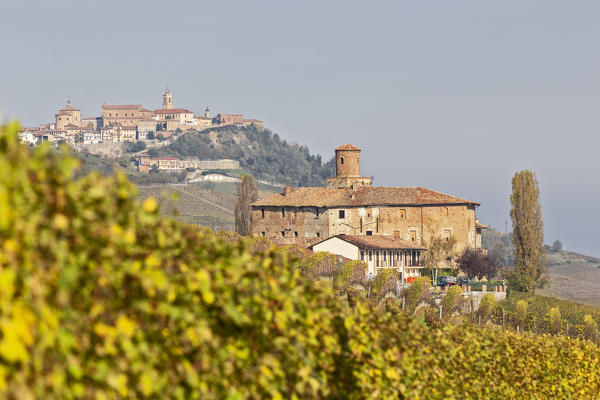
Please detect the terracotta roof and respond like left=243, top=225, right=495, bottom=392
left=336, top=144, right=360, bottom=151
left=102, top=104, right=143, bottom=110
left=312, top=234, right=426, bottom=250
left=153, top=108, right=193, bottom=114
left=252, top=186, right=479, bottom=207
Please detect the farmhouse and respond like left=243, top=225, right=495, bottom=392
left=311, top=234, right=425, bottom=280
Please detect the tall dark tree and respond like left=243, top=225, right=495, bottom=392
left=235, top=174, right=258, bottom=236
left=510, top=170, right=545, bottom=292
left=456, top=249, right=500, bottom=280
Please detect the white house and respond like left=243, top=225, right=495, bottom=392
left=310, top=234, right=426, bottom=282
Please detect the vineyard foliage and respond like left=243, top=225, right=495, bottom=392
left=3, top=122, right=600, bottom=398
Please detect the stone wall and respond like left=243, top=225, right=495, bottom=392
left=251, top=206, right=330, bottom=238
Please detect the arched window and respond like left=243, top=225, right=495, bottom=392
left=340, top=157, right=344, bottom=165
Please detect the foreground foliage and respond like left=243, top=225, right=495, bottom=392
left=2, top=122, right=600, bottom=398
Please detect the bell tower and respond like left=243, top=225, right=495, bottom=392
left=162, top=88, right=173, bottom=109
left=326, top=144, right=372, bottom=188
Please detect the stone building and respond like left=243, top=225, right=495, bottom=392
left=55, top=100, right=81, bottom=130
left=101, top=104, right=153, bottom=127
left=251, top=144, right=484, bottom=256
left=213, top=113, right=264, bottom=128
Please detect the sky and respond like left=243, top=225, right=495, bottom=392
left=1, top=0, right=599, bottom=256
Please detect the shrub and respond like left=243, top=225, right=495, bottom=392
left=368, top=268, right=397, bottom=304
left=478, top=294, right=496, bottom=324
left=514, top=300, right=528, bottom=330
left=441, top=285, right=463, bottom=321
left=584, top=314, right=597, bottom=341
left=333, top=260, right=367, bottom=295
left=403, top=277, right=431, bottom=315
left=547, top=307, right=562, bottom=335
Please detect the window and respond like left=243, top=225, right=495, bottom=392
left=376, top=251, right=380, bottom=266
left=261, top=208, right=265, bottom=218
left=369, top=251, right=372, bottom=261
left=361, top=251, right=365, bottom=261
left=315, top=207, right=319, bottom=217
left=338, top=210, right=345, bottom=219
left=294, top=231, right=298, bottom=237
left=443, top=229, right=452, bottom=241
left=360, top=218, right=363, bottom=233
left=316, top=232, right=321, bottom=237
left=281, top=231, right=285, bottom=237
left=261, top=232, right=266, bottom=236
left=340, top=157, right=344, bottom=165
left=366, top=231, right=372, bottom=236
left=281, top=208, right=285, bottom=217
left=383, top=251, right=386, bottom=261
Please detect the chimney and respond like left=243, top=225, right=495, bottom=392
left=283, top=186, right=293, bottom=196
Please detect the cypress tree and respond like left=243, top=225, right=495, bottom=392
left=510, top=170, right=545, bottom=292
left=235, top=174, right=258, bottom=236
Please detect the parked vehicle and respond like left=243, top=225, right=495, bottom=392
left=457, top=276, right=472, bottom=287
left=438, top=276, right=457, bottom=287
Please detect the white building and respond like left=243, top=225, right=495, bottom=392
left=83, top=130, right=102, bottom=144
left=310, top=234, right=426, bottom=282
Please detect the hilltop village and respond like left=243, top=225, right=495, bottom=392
left=17, top=89, right=262, bottom=172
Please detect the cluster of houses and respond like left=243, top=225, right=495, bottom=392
left=251, top=144, right=487, bottom=282
left=18, top=89, right=263, bottom=146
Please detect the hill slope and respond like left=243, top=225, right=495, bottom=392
left=153, top=125, right=335, bottom=187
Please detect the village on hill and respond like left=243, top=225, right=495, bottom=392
left=17, top=89, right=262, bottom=173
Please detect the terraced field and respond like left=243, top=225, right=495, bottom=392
left=137, top=183, right=279, bottom=232
left=138, top=184, right=237, bottom=231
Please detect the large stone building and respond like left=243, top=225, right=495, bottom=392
left=251, top=144, right=484, bottom=256
left=101, top=104, right=153, bottom=127
left=55, top=100, right=81, bottom=130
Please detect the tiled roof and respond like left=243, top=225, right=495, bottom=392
left=336, top=144, right=360, bottom=151
left=252, top=186, right=479, bottom=207
left=313, top=234, right=426, bottom=250
left=102, top=104, right=143, bottom=110
left=64, top=124, right=82, bottom=129
left=153, top=108, right=193, bottom=114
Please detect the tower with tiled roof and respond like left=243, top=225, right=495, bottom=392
left=162, top=88, right=173, bottom=110
left=326, top=144, right=372, bottom=189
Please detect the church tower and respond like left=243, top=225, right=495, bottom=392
left=162, top=88, right=173, bottom=109
left=326, top=144, right=372, bottom=188
left=204, top=107, right=210, bottom=118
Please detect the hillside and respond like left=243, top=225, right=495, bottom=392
left=152, top=125, right=335, bottom=187
left=483, top=227, right=600, bottom=306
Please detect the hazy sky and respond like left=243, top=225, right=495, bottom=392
left=1, top=1, right=599, bottom=256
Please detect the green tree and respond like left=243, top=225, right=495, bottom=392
left=552, top=240, right=563, bottom=252
left=234, top=174, right=258, bottom=236
left=149, top=164, right=160, bottom=174
left=146, top=131, right=155, bottom=140
left=510, top=170, right=546, bottom=292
